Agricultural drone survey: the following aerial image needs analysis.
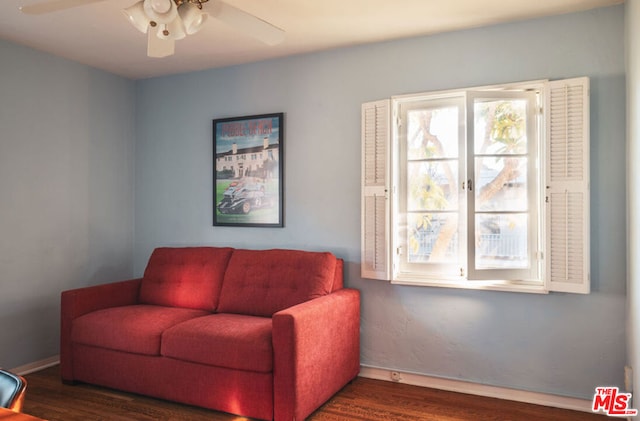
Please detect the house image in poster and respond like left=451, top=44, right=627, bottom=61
left=216, top=136, right=279, bottom=180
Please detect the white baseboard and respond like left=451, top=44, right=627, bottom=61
left=359, top=365, right=594, bottom=413
left=11, top=355, right=60, bottom=376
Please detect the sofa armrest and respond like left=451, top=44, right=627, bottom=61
left=60, top=278, right=142, bottom=381
left=272, top=288, right=360, bottom=421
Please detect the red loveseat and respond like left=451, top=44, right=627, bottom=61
left=60, top=247, right=360, bottom=420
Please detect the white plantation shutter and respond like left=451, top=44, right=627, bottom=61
left=545, top=77, right=590, bottom=293
left=361, top=100, right=391, bottom=280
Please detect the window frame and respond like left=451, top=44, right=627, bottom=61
left=361, top=77, right=590, bottom=294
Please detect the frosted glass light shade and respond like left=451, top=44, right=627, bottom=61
left=122, top=1, right=151, bottom=33
left=179, top=3, right=208, bottom=35
left=143, top=0, right=178, bottom=24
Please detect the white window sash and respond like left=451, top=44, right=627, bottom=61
left=466, top=90, right=541, bottom=282
left=394, top=96, right=466, bottom=281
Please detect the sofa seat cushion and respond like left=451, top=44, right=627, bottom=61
left=217, top=249, right=338, bottom=317
left=72, top=305, right=209, bottom=356
left=139, top=247, right=234, bottom=311
left=161, top=313, right=273, bottom=373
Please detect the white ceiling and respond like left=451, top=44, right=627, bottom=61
left=0, top=0, right=623, bottom=80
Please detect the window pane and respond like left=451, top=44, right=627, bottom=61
left=407, top=107, right=459, bottom=159
left=407, top=213, right=459, bottom=264
left=475, top=213, right=528, bottom=269
left=474, top=99, right=528, bottom=155
left=407, top=161, right=458, bottom=211
left=475, top=157, right=527, bottom=212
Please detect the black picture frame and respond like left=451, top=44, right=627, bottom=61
left=213, top=113, right=284, bottom=227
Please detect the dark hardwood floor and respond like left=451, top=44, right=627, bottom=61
left=21, top=365, right=604, bottom=420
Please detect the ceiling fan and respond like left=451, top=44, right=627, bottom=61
left=19, top=0, right=285, bottom=58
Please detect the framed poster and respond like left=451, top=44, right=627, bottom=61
left=213, top=113, right=284, bottom=227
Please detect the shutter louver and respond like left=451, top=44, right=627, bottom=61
left=545, top=77, right=590, bottom=293
left=362, top=100, right=391, bottom=280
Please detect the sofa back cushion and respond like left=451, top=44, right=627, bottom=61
left=217, top=249, right=339, bottom=317
left=139, top=247, right=234, bottom=311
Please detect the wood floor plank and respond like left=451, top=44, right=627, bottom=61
left=21, top=366, right=604, bottom=420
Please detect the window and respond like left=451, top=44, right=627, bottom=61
left=361, top=78, right=590, bottom=293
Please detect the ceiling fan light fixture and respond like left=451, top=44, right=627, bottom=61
left=178, top=2, right=208, bottom=35
left=118, top=0, right=283, bottom=58
left=143, top=0, right=178, bottom=24
left=122, top=1, right=151, bottom=33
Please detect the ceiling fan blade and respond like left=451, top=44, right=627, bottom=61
left=147, top=29, right=175, bottom=58
left=20, top=0, right=106, bottom=15
left=209, top=1, right=285, bottom=46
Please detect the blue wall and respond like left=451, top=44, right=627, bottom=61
left=134, top=5, right=626, bottom=399
left=0, top=40, right=136, bottom=368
